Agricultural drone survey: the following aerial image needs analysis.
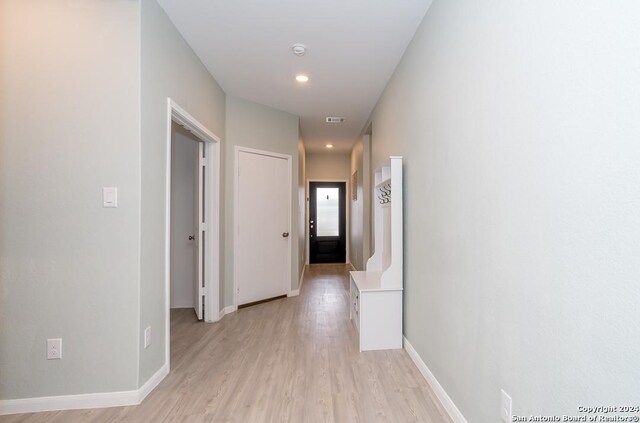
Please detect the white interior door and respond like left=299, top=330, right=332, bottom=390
left=170, top=123, right=199, bottom=312
left=237, top=150, right=290, bottom=305
left=194, top=142, right=205, bottom=319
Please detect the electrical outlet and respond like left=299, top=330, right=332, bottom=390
left=144, top=326, right=151, bottom=349
left=47, top=338, right=62, bottom=360
left=500, top=389, right=512, bottom=422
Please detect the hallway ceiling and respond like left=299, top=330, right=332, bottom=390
left=156, top=0, right=431, bottom=154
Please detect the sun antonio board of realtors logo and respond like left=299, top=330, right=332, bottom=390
left=513, top=416, right=640, bottom=422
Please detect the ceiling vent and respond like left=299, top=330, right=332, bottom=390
left=326, top=117, right=346, bottom=123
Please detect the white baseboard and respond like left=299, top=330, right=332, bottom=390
left=0, top=363, right=168, bottom=416
left=221, top=305, right=237, bottom=317
left=0, top=390, right=138, bottom=416
left=287, top=266, right=307, bottom=297
left=138, top=363, right=169, bottom=402
left=298, top=265, right=306, bottom=291
left=403, top=337, right=467, bottom=423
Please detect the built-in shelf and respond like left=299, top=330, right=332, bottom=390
left=349, top=271, right=402, bottom=292
left=350, top=156, right=403, bottom=352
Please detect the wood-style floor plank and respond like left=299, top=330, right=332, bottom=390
left=1, top=264, right=451, bottom=423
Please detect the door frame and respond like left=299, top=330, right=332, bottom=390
left=165, top=98, right=221, bottom=365
left=234, top=146, right=292, bottom=307
left=306, top=179, right=350, bottom=265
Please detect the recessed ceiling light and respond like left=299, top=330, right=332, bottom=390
left=295, top=74, right=309, bottom=83
left=326, top=144, right=334, bottom=148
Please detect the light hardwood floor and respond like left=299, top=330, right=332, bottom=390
left=2, top=264, right=451, bottom=423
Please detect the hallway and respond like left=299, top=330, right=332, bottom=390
left=3, top=265, right=450, bottom=422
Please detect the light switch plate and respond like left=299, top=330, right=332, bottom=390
left=144, top=326, right=151, bottom=349
left=103, top=187, right=118, bottom=208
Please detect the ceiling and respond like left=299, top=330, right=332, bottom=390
left=156, top=0, right=431, bottom=154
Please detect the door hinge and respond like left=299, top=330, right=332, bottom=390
left=201, top=158, right=206, bottom=167
left=199, top=223, right=207, bottom=231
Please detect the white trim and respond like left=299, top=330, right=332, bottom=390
left=233, top=146, right=293, bottom=308
left=234, top=145, right=291, bottom=161
left=169, top=100, right=219, bottom=144
left=298, top=264, right=306, bottom=291
left=135, top=9, right=143, bottom=389
left=165, top=99, right=222, bottom=378
left=0, top=392, right=138, bottom=416
left=348, top=262, right=356, bottom=271
left=137, top=363, right=169, bottom=402
left=306, top=179, right=350, bottom=265
left=286, top=264, right=306, bottom=297
left=403, top=337, right=468, bottom=423
left=0, top=364, right=169, bottom=416
left=220, top=305, right=237, bottom=318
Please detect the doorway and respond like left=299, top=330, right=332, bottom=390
left=234, top=147, right=291, bottom=307
left=169, top=122, right=202, bottom=318
left=309, top=181, right=346, bottom=263
left=164, top=99, right=221, bottom=368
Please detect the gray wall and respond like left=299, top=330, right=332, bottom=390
left=169, top=123, right=199, bottom=309
left=306, top=153, right=351, bottom=181
left=224, top=97, right=301, bottom=305
left=297, top=137, right=307, bottom=283
left=140, top=0, right=226, bottom=385
left=0, top=0, right=305, bottom=402
left=0, top=0, right=140, bottom=398
left=370, top=0, right=640, bottom=419
left=349, top=136, right=371, bottom=270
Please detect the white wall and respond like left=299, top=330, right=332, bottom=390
left=297, top=137, right=307, bottom=282
left=349, top=136, right=371, bottom=270
left=224, top=96, right=301, bottom=304
left=0, top=0, right=140, bottom=398
left=169, top=123, right=199, bottom=309
left=140, top=0, right=225, bottom=385
left=370, top=0, right=640, bottom=419
left=306, top=153, right=351, bottom=181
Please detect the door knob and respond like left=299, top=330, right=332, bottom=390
left=282, top=232, right=289, bottom=238
left=188, top=235, right=195, bottom=240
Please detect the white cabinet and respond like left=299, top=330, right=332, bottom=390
left=350, top=272, right=402, bottom=351
left=350, top=156, right=403, bottom=352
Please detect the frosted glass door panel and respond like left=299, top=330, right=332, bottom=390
left=316, top=188, right=339, bottom=236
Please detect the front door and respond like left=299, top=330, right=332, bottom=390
left=309, top=181, right=346, bottom=263
left=236, top=149, right=291, bottom=306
